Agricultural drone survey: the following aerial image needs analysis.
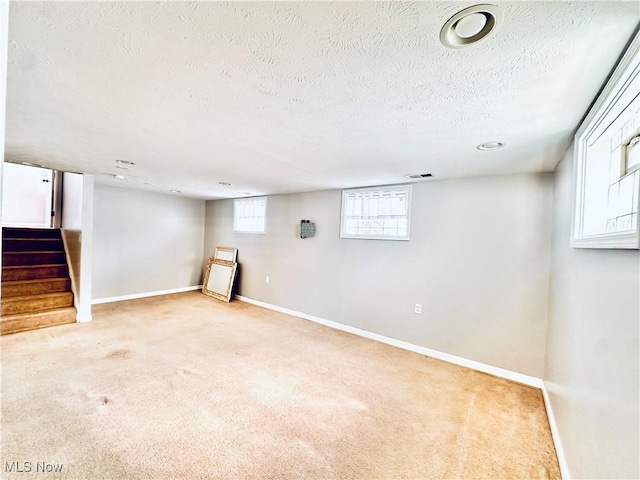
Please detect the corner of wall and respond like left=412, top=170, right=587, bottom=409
left=541, top=382, right=572, bottom=479
left=77, top=175, right=94, bottom=322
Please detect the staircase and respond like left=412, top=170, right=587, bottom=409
left=1, top=228, right=76, bottom=335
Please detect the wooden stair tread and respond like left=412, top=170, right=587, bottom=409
left=3, top=239, right=63, bottom=243
left=2, top=291, right=73, bottom=302
left=4, top=250, right=65, bottom=254
left=2, top=228, right=61, bottom=239
left=1, top=306, right=76, bottom=319
left=2, top=263, right=67, bottom=269
left=2, top=278, right=69, bottom=287
left=3, top=237, right=63, bottom=243
left=2, top=251, right=67, bottom=266
left=2, top=278, right=71, bottom=297
left=1, top=291, right=74, bottom=316
left=2, top=264, right=69, bottom=282
left=2, top=239, right=64, bottom=253
left=3, top=239, right=63, bottom=245
left=1, top=307, right=76, bottom=335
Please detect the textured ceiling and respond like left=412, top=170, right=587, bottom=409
left=5, top=1, right=640, bottom=199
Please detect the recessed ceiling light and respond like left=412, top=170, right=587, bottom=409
left=456, top=13, right=487, bottom=38
left=476, top=141, right=506, bottom=151
left=219, top=181, right=232, bottom=186
left=114, top=174, right=125, bottom=179
left=116, top=166, right=129, bottom=170
left=115, top=159, right=135, bottom=165
left=170, top=190, right=181, bottom=194
left=144, top=182, right=156, bottom=186
left=440, top=4, right=501, bottom=49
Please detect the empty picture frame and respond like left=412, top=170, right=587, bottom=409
left=213, top=246, right=238, bottom=263
left=202, top=259, right=238, bottom=302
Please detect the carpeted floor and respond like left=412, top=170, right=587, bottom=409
left=1, top=291, right=560, bottom=479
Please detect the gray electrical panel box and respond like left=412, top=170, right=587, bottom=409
left=300, top=220, right=315, bottom=239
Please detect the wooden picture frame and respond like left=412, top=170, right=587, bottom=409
left=213, top=246, right=238, bottom=263
left=202, top=259, right=237, bottom=302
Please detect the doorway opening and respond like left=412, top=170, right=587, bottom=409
left=2, top=162, right=58, bottom=228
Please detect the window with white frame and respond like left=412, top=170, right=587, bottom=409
left=234, top=197, right=267, bottom=234
left=340, top=185, right=412, bottom=240
left=572, top=30, right=640, bottom=249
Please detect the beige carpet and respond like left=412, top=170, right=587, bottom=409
left=1, top=292, right=560, bottom=479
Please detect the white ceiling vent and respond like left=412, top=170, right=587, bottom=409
left=405, top=173, right=434, bottom=179
left=440, top=4, right=501, bottom=49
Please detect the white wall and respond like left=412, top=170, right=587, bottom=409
left=78, top=175, right=94, bottom=321
left=92, top=185, right=205, bottom=300
left=204, top=173, right=553, bottom=377
left=0, top=1, right=7, bottom=232
left=62, top=172, right=84, bottom=230
left=61, top=172, right=94, bottom=322
left=545, top=144, right=640, bottom=479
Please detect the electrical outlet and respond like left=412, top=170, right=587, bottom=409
left=265, top=276, right=270, bottom=284
left=414, top=304, right=422, bottom=314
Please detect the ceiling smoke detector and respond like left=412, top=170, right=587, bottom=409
left=440, top=4, right=501, bottom=49
left=218, top=181, right=232, bottom=186
left=476, top=141, right=505, bottom=151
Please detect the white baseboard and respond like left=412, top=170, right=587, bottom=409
left=92, top=285, right=202, bottom=305
left=542, top=383, right=571, bottom=479
left=235, top=295, right=543, bottom=389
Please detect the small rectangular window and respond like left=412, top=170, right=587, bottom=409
left=234, top=197, right=267, bottom=234
left=340, top=185, right=412, bottom=240
left=572, top=29, right=640, bottom=248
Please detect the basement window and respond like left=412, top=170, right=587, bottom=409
left=340, top=185, right=412, bottom=241
left=234, top=197, right=267, bottom=234
left=572, top=31, right=640, bottom=249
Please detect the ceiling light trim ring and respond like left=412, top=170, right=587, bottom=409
left=440, top=4, right=501, bottom=49
left=476, top=141, right=506, bottom=151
